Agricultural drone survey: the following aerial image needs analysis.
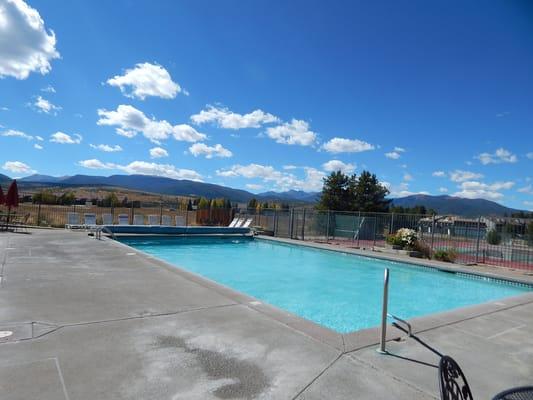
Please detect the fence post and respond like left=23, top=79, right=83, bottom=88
left=390, top=212, right=394, bottom=235
left=430, top=214, right=436, bottom=252
left=373, top=215, right=377, bottom=247
left=37, top=201, right=42, bottom=226
left=274, top=209, right=278, bottom=236
left=357, top=211, right=361, bottom=247
left=326, top=210, right=330, bottom=241
left=289, top=208, right=294, bottom=239
left=159, top=201, right=163, bottom=225
left=130, top=202, right=134, bottom=224
left=475, top=216, right=482, bottom=263
left=185, top=209, right=189, bottom=227
left=301, top=208, right=306, bottom=241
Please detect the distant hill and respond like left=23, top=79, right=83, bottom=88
left=392, top=194, right=520, bottom=217
left=22, top=174, right=258, bottom=203
left=258, top=190, right=320, bottom=202
left=19, top=174, right=69, bottom=183
left=18, top=173, right=524, bottom=216
left=0, top=173, right=11, bottom=184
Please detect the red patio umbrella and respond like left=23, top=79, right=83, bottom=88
left=5, top=180, right=19, bottom=226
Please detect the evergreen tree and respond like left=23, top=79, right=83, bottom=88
left=317, top=171, right=357, bottom=211
left=247, top=198, right=258, bottom=209
left=352, top=170, right=390, bottom=212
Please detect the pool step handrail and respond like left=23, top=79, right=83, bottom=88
left=378, top=268, right=390, bottom=353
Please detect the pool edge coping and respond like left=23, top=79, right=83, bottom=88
left=106, top=234, right=533, bottom=354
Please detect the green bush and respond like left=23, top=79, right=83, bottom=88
left=386, top=234, right=404, bottom=247
left=486, top=229, right=501, bottom=245
left=433, top=249, right=457, bottom=263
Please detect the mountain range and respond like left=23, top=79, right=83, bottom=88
left=2, top=173, right=523, bottom=216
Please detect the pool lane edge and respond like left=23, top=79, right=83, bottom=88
left=106, top=235, right=533, bottom=354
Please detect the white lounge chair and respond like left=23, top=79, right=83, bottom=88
left=118, top=214, right=130, bottom=225
left=175, top=215, right=185, bottom=226
left=133, top=214, right=145, bottom=225
left=241, top=218, right=253, bottom=228
left=65, top=212, right=81, bottom=229
left=228, top=217, right=239, bottom=227
left=148, top=215, right=159, bottom=225
left=233, top=218, right=244, bottom=227
left=84, top=213, right=97, bottom=227
left=161, top=215, right=172, bottom=226
left=102, top=213, right=113, bottom=225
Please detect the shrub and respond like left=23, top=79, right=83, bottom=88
left=387, top=228, right=418, bottom=249
left=486, top=229, right=501, bottom=245
left=411, top=241, right=432, bottom=259
left=433, top=249, right=457, bottom=263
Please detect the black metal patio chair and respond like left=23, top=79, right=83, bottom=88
left=438, top=355, right=474, bottom=400
left=392, top=321, right=473, bottom=400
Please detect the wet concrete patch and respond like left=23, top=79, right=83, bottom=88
left=155, top=335, right=270, bottom=399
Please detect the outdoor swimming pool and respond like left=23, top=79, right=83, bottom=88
left=119, top=236, right=532, bottom=333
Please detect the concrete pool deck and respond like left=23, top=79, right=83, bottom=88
left=0, top=229, right=531, bottom=399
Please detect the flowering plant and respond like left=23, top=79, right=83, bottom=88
left=386, top=228, right=417, bottom=249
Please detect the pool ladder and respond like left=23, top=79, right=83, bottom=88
left=377, top=268, right=413, bottom=354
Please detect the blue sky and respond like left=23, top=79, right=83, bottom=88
left=0, top=0, right=532, bottom=209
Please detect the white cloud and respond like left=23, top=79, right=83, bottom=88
left=385, top=147, right=405, bottom=159
left=78, top=159, right=113, bottom=169
left=476, top=148, right=517, bottom=165
left=172, top=124, right=207, bottom=142
left=2, top=129, right=33, bottom=140
left=97, top=105, right=206, bottom=143
left=216, top=163, right=324, bottom=191
left=33, top=95, right=61, bottom=114
left=0, top=0, right=59, bottom=79
left=322, top=137, right=375, bottom=153
left=385, top=151, right=401, bottom=159
left=265, top=119, right=316, bottom=146
left=50, top=131, right=82, bottom=144
left=388, top=181, right=429, bottom=197
left=449, top=170, right=483, bottom=182
left=403, top=173, right=413, bottom=181
left=106, top=62, right=181, bottom=100
left=35, top=135, right=43, bottom=141
left=245, top=183, right=263, bottom=191
left=439, top=187, right=448, bottom=193
left=526, top=152, right=533, bottom=160
left=322, top=160, right=355, bottom=174
left=41, top=84, right=55, bottom=93
left=518, top=185, right=533, bottom=195
left=149, top=147, right=168, bottom=159
left=189, top=143, right=232, bottom=159
left=90, top=144, right=122, bottom=152
left=283, top=165, right=297, bottom=170
left=78, top=159, right=202, bottom=181
left=524, top=200, right=533, bottom=210
left=33, top=143, right=42, bottom=150
left=191, top=105, right=279, bottom=129
left=432, top=171, right=446, bottom=177
left=2, top=160, right=34, bottom=174
left=453, top=180, right=515, bottom=201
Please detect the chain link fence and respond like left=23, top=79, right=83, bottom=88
left=237, top=208, right=533, bottom=271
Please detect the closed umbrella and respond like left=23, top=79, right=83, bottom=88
left=0, top=185, right=5, bottom=205
left=5, top=180, right=19, bottom=226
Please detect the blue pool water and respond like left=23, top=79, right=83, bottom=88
left=120, top=236, right=532, bottom=333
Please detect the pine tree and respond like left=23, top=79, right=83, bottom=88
left=352, top=171, right=390, bottom=212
